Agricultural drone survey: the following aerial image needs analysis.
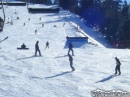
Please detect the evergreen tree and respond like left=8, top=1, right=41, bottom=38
left=100, top=0, right=122, bottom=42
left=68, top=0, right=78, bottom=13
left=93, top=0, right=101, bottom=8
left=78, top=0, right=94, bottom=15
left=117, top=5, right=130, bottom=48
left=59, top=0, right=69, bottom=10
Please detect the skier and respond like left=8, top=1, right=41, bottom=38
left=35, top=30, right=37, bottom=34
left=63, top=23, right=65, bottom=27
left=39, top=17, right=41, bottom=21
left=115, top=57, right=121, bottom=75
left=42, top=23, right=44, bottom=27
left=68, top=54, right=75, bottom=71
left=45, top=41, right=49, bottom=49
left=23, top=23, right=25, bottom=26
left=68, top=42, right=74, bottom=56
left=35, top=41, right=41, bottom=56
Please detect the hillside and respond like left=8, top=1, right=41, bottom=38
left=0, top=4, right=130, bottom=97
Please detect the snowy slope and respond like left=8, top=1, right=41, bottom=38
left=0, top=4, right=130, bottom=97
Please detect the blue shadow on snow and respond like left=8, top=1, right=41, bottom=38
left=96, top=75, right=118, bottom=83
left=45, top=71, right=71, bottom=79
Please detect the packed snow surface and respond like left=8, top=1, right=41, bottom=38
left=0, top=4, right=130, bottom=97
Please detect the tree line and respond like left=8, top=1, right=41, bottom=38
left=57, top=0, right=130, bottom=48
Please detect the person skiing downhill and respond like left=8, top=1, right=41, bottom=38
left=115, top=57, right=121, bottom=75
left=68, top=42, right=74, bottom=56
left=35, top=41, right=41, bottom=56
left=45, top=41, right=49, bottom=49
left=68, top=54, right=75, bottom=71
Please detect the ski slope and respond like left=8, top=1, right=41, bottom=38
left=0, top=4, right=130, bottom=97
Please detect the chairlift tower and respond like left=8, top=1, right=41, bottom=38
left=0, top=0, right=5, bottom=32
left=128, top=5, right=130, bottom=21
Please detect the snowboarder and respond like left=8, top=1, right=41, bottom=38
left=115, top=57, right=121, bottom=75
left=45, top=41, right=49, bottom=49
left=68, top=54, right=75, bottom=71
left=35, top=41, right=41, bottom=56
left=21, top=43, right=26, bottom=49
left=28, top=18, right=30, bottom=21
left=42, top=23, right=44, bottom=27
left=68, top=42, right=74, bottom=56
left=35, top=30, right=37, bottom=34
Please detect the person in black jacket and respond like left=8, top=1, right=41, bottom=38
left=68, top=42, right=74, bottom=56
left=35, top=41, right=41, bottom=56
left=68, top=54, right=75, bottom=71
left=115, top=57, right=121, bottom=75
left=21, top=43, right=26, bottom=49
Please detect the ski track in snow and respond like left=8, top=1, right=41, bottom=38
left=0, top=4, right=130, bottom=97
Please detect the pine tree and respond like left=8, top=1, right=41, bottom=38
left=78, top=0, right=94, bottom=15
left=68, top=0, right=78, bottom=13
left=59, top=0, right=69, bottom=10
left=93, top=0, right=101, bottom=8
left=117, top=4, right=130, bottom=48
left=100, top=0, right=122, bottom=42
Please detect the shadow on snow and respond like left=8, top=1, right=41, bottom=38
left=54, top=55, right=68, bottom=58
left=96, top=75, right=118, bottom=83
left=45, top=71, right=72, bottom=79
left=15, top=55, right=42, bottom=61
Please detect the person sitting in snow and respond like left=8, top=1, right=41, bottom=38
left=21, top=43, right=26, bottom=49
